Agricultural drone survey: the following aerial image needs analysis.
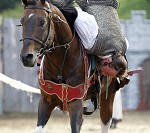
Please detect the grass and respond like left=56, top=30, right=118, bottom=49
left=0, top=0, right=150, bottom=19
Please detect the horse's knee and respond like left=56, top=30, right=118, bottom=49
left=34, top=126, right=45, bottom=133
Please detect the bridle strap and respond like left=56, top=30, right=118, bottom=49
left=20, top=37, right=44, bottom=45
left=25, top=5, right=51, bottom=13
left=21, top=3, right=75, bottom=56
left=20, top=5, right=52, bottom=48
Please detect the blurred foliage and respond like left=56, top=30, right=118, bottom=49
left=0, top=0, right=20, bottom=11
left=0, top=0, right=23, bottom=18
left=0, top=4, right=24, bottom=18
left=118, top=0, right=150, bottom=19
left=0, top=0, right=150, bottom=18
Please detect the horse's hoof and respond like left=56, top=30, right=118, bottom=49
left=110, top=119, right=117, bottom=129
left=110, top=122, right=116, bottom=129
left=34, top=126, right=45, bottom=133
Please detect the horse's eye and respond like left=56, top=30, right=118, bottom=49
left=40, top=20, right=46, bottom=27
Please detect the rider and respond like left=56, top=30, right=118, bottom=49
left=73, top=0, right=129, bottom=80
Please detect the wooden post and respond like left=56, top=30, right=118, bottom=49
left=0, top=15, right=3, bottom=115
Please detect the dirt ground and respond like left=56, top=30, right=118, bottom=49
left=0, top=110, right=150, bottom=133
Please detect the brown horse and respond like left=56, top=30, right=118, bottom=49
left=20, top=0, right=117, bottom=133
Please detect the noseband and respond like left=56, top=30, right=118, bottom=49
left=20, top=5, right=52, bottom=51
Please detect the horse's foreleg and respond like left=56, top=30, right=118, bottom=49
left=68, top=99, right=83, bottom=133
left=35, top=96, right=56, bottom=133
left=99, top=91, right=116, bottom=133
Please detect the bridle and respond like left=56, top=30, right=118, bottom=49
left=20, top=3, right=78, bottom=83
left=20, top=4, right=75, bottom=56
left=20, top=5, right=52, bottom=53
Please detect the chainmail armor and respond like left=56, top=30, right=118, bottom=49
left=88, top=0, right=118, bottom=9
left=76, top=0, right=119, bottom=10
left=86, top=5, right=127, bottom=56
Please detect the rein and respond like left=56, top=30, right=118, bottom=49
left=43, top=40, right=81, bottom=83
left=42, top=30, right=75, bottom=54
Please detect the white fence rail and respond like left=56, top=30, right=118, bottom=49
left=0, top=73, right=40, bottom=94
left=2, top=18, right=40, bottom=113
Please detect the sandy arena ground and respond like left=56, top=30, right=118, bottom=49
left=0, top=110, right=150, bottom=133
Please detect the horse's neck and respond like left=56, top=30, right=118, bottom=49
left=43, top=10, right=78, bottom=78
left=53, top=15, right=73, bottom=45
left=49, top=4, right=74, bottom=47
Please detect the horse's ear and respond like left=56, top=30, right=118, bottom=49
left=21, top=0, right=28, bottom=6
left=40, top=0, right=46, bottom=4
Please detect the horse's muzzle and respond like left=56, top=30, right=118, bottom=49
left=20, top=53, right=36, bottom=67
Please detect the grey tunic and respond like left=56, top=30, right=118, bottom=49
left=88, top=0, right=119, bottom=9
left=77, top=0, right=127, bottom=56
left=87, top=5, right=127, bottom=56
left=52, top=0, right=127, bottom=56
left=77, top=0, right=119, bottom=10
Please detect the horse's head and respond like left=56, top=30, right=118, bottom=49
left=20, top=0, right=53, bottom=67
